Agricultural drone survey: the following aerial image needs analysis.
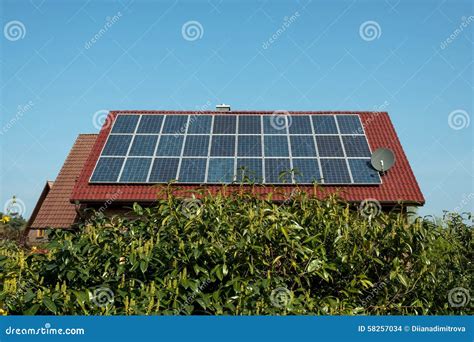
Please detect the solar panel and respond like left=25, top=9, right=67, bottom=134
left=290, top=136, right=317, bottom=157
left=149, top=158, right=179, bottom=182
left=183, top=135, right=209, bottom=156
left=156, top=135, right=184, bottom=156
left=137, top=115, right=163, bottom=133
left=111, top=115, right=139, bottom=133
left=90, top=157, right=124, bottom=182
left=129, top=135, right=158, bottom=156
left=211, top=135, right=235, bottom=156
left=178, top=158, right=206, bottom=183
left=289, top=116, right=312, bottom=134
left=337, top=115, right=363, bottom=134
left=119, top=158, right=151, bottom=182
left=238, top=136, right=262, bottom=156
left=292, top=159, right=321, bottom=183
left=102, top=135, right=132, bottom=156
left=320, top=159, right=351, bottom=184
left=90, top=114, right=380, bottom=185
left=208, top=158, right=234, bottom=183
left=238, top=115, right=261, bottom=134
left=349, top=159, right=381, bottom=183
left=236, top=158, right=263, bottom=183
left=265, top=158, right=292, bottom=183
left=264, top=136, right=289, bottom=157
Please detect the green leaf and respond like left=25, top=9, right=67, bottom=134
left=397, top=274, right=409, bottom=288
left=24, top=304, right=40, bottom=315
left=43, top=298, right=57, bottom=314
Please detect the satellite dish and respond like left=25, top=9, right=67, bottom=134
left=371, top=148, right=395, bottom=172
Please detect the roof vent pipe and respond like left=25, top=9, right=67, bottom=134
left=216, top=104, right=231, bottom=112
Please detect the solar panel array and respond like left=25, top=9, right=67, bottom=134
left=90, top=114, right=381, bottom=185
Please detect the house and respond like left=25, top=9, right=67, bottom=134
left=25, top=106, right=424, bottom=243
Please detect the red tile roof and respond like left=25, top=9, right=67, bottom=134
left=29, top=134, right=98, bottom=228
left=70, top=111, right=424, bottom=205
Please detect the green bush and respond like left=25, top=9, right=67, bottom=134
left=0, top=189, right=472, bottom=315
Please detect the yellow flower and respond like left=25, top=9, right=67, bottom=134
left=1, top=215, right=10, bottom=224
left=0, top=308, right=7, bottom=315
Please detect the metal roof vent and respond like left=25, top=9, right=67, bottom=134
left=216, top=104, right=231, bottom=112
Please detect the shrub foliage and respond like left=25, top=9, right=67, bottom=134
left=0, top=190, right=472, bottom=315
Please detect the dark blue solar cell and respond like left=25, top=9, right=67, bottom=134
left=207, top=158, right=234, bottom=183
left=238, top=116, right=261, bottom=134
left=342, top=136, right=371, bottom=157
left=289, top=116, right=312, bottom=134
left=149, top=158, right=179, bottom=182
left=129, top=135, right=158, bottom=156
left=112, top=115, right=139, bottom=133
left=290, top=136, right=317, bottom=157
left=211, top=135, right=235, bottom=156
left=263, top=115, right=289, bottom=134
left=102, top=135, right=132, bottom=156
left=349, top=159, right=381, bottom=184
left=236, top=159, right=263, bottom=183
left=119, top=158, right=152, bottom=182
left=337, top=115, right=363, bottom=134
left=320, top=159, right=351, bottom=184
left=265, top=158, right=292, bottom=183
left=316, top=136, right=344, bottom=157
left=237, top=136, right=262, bottom=157
left=90, top=157, right=124, bottom=182
left=156, top=135, right=184, bottom=156
left=187, top=115, right=212, bottom=134
left=213, top=115, right=236, bottom=134
left=183, top=135, right=210, bottom=156
left=264, top=136, right=289, bottom=157
left=292, top=159, right=321, bottom=184
left=178, top=158, right=207, bottom=183
left=162, top=115, right=188, bottom=134
left=312, top=115, right=338, bottom=134
left=137, top=115, right=163, bottom=133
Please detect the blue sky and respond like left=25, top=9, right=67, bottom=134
left=1, top=0, right=472, bottom=218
